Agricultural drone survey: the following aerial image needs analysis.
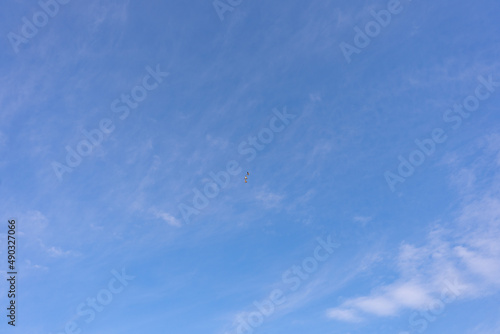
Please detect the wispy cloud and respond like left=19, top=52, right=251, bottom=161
left=255, top=189, right=284, bottom=209
left=151, top=208, right=182, bottom=228
left=24, top=259, right=49, bottom=271
left=327, top=134, right=500, bottom=322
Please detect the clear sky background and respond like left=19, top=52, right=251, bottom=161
left=1, top=0, right=500, bottom=333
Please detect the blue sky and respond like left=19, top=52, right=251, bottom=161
left=1, top=0, right=500, bottom=333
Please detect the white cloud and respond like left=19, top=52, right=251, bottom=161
left=327, top=134, right=500, bottom=322
left=351, top=295, right=398, bottom=317
left=206, top=134, right=229, bottom=150
left=17, top=210, right=49, bottom=237
left=353, top=216, right=371, bottom=223
left=256, top=190, right=284, bottom=209
left=328, top=195, right=500, bottom=321
left=389, top=282, right=433, bottom=309
left=330, top=281, right=434, bottom=320
left=24, top=259, right=48, bottom=271
left=38, top=242, right=79, bottom=258
left=151, top=209, right=182, bottom=228
left=327, top=308, right=362, bottom=322
left=46, top=246, right=73, bottom=258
